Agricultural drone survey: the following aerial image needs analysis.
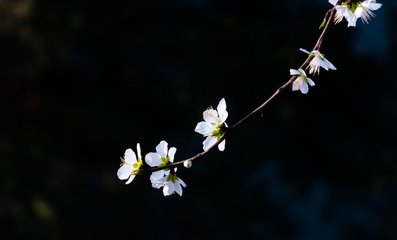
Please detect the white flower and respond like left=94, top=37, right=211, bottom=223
left=329, top=0, right=382, bottom=27
left=290, top=69, right=315, bottom=94
left=145, top=140, right=176, bottom=185
left=300, top=48, right=336, bottom=75
left=117, top=144, right=143, bottom=184
left=152, top=169, right=187, bottom=196
left=195, top=98, right=228, bottom=151
left=354, top=0, right=382, bottom=24
left=329, top=0, right=359, bottom=27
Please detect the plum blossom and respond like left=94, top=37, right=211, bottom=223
left=290, top=69, right=315, bottom=94
left=117, top=144, right=143, bottom=184
left=195, top=98, right=228, bottom=151
left=145, top=140, right=176, bottom=185
left=355, top=0, right=382, bottom=24
left=300, top=48, right=336, bottom=75
left=329, top=0, right=358, bottom=27
left=152, top=169, right=187, bottom=196
left=329, top=0, right=382, bottom=27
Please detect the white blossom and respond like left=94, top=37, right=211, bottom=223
left=329, top=0, right=382, bottom=27
left=117, top=144, right=143, bottom=184
left=300, top=48, right=336, bottom=75
left=290, top=69, right=315, bottom=94
left=195, top=98, right=228, bottom=151
left=355, top=0, right=382, bottom=24
left=145, top=140, right=176, bottom=185
left=152, top=169, right=187, bottom=196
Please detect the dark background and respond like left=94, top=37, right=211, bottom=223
left=1, top=0, right=396, bottom=239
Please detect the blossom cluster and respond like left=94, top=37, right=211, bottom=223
left=290, top=0, right=381, bottom=94
left=329, top=0, right=382, bottom=27
left=117, top=99, right=228, bottom=196
left=117, top=0, right=382, bottom=197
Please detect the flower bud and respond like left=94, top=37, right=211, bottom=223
left=183, top=160, right=192, bottom=168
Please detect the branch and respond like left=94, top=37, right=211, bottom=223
left=145, top=6, right=338, bottom=173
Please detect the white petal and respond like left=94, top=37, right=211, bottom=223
left=216, top=98, right=228, bottom=122
left=203, top=136, right=218, bottom=151
left=290, top=69, right=299, bottom=75
left=124, top=148, right=137, bottom=164
left=117, top=164, right=133, bottom=180
left=292, top=79, right=301, bottom=91
left=145, top=152, right=162, bottom=167
left=299, top=48, right=311, bottom=55
left=298, top=69, right=307, bottom=76
left=136, top=143, right=141, bottom=160
left=300, top=81, right=309, bottom=94
left=178, top=178, right=187, bottom=187
left=363, top=1, right=382, bottom=10
left=125, top=174, right=136, bottom=184
left=163, top=181, right=174, bottom=196
left=151, top=176, right=166, bottom=188
left=174, top=182, right=183, bottom=196
left=156, top=141, right=168, bottom=158
left=218, top=139, right=226, bottom=151
left=323, top=58, right=336, bottom=70
left=203, top=109, right=219, bottom=123
left=150, top=170, right=167, bottom=183
left=168, top=147, right=177, bottom=163
left=195, top=121, right=216, bottom=136
left=328, top=0, right=338, bottom=6
left=307, top=78, right=315, bottom=87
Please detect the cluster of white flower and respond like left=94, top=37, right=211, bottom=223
left=117, top=0, right=382, bottom=197
left=117, top=99, right=228, bottom=196
left=290, top=0, right=382, bottom=94
left=290, top=48, right=336, bottom=94
left=117, top=141, right=186, bottom=196
left=329, top=0, right=382, bottom=27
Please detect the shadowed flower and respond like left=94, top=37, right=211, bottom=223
left=290, top=69, right=315, bottom=94
left=300, top=48, right=336, bottom=75
left=152, top=169, right=187, bottom=196
left=355, top=0, right=382, bottom=24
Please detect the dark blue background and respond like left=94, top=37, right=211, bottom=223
left=0, top=0, right=396, bottom=239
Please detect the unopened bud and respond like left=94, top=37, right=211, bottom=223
left=183, top=160, right=192, bottom=168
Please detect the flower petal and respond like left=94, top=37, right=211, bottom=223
left=203, top=109, right=219, bottom=123
left=292, top=79, right=301, bottom=91
left=151, top=176, right=166, bottom=188
left=328, top=0, right=338, bottom=6
left=300, top=81, right=309, bottom=94
left=125, top=174, right=136, bottom=184
left=163, top=181, right=174, bottom=196
left=218, top=139, right=226, bottom=151
left=299, top=48, right=311, bottom=55
left=216, top=98, right=228, bottom=122
left=150, top=170, right=167, bottom=183
left=195, top=121, right=216, bottom=136
left=178, top=178, right=187, bottom=188
left=307, top=78, right=315, bottom=87
left=168, top=147, right=177, bottom=163
left=174, top=181, right=183, bottom=196
left=145, top=152, right=162, bottom=167
left=290, top=69, right=299, bottom=75
left=156, top=141, right=168, bottom=158
left=117, top=164, right=133, bottom=180
left=136, top=143, right=142, bottom=160
left=203, top=136, right=218, bottom=151
left=124, top=148, right=137, bottom=164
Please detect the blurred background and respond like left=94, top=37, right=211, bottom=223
left=1, top=0, right=396, bottom=239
